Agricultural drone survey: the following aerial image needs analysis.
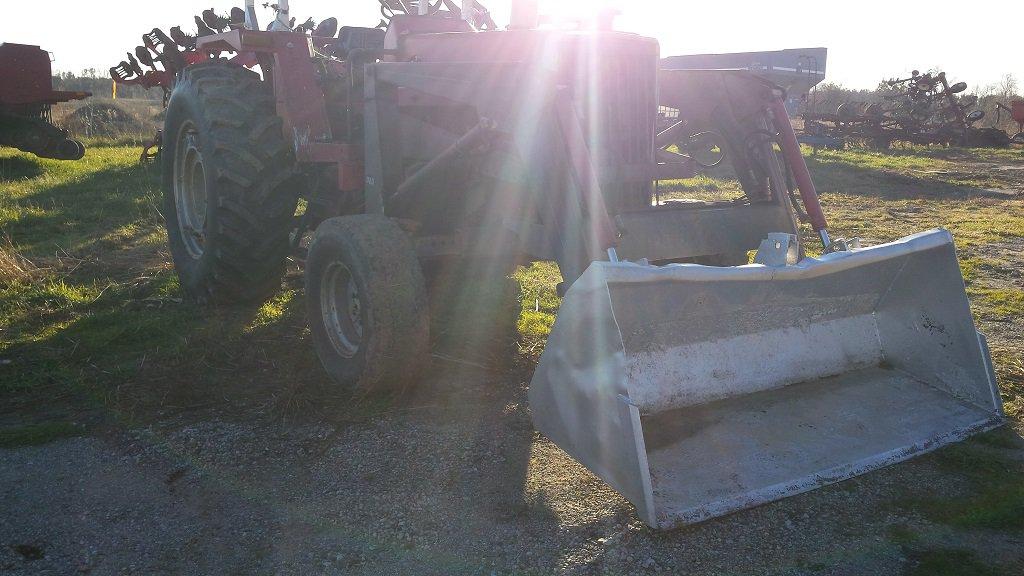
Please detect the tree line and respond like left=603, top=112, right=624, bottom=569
left=803, top=73, right=1022, bottom=133
left=53, top=69, right=164, bottom=101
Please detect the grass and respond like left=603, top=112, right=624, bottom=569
left=3, top=142, right=1022, bottom=417
left=513, top=262, right=561, bottom=356
left=0, top=233, right=38, bottom=283
left=0, top=421, right=85, bottom=449
left=1, top=139, right=1023, bottom=572
left=913, top=433, right=1024, bottom=533
left=0, top=141, right=1019, bottom=459
left=906, top=548, right=1002, bottom=576
left=973, top=288, right=1024, bottom=318
left=0, top=145, right=323, bottom=434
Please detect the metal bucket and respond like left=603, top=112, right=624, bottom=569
left=529, top=229, right=1004, bottom=529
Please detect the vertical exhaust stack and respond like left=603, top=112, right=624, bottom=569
left=461, top=0, right=479, bottom=28
left=244, top=0, right=260, bottom=30
left=530, top=229, right=1004, bottom=529
left=269, top=0, right=291, bottom=31
left=510, top=0, right=540, bottom=29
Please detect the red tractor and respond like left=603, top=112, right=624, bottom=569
left=113, top=0, right=828, bottom=385
left=0, top=43, right=90, bottom=160
left=114, top=0, right=1004, bottom=529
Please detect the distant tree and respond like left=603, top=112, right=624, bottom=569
left=53, top=71, right=163, bottom=101
left=803, top=82, right=880, bottom=115
left=999, top=74, right=1018, bottom=99
left=803, top=71, right=1022, bottom=134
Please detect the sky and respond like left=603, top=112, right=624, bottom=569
left=1, top=0, right=1019, bottom=91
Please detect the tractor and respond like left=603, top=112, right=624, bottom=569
left=115, top=0, right=1004, bottom=529
left=0, top=43, right=89, bottom=160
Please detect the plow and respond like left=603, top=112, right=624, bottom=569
left=802, top=69, right=1011, bottom=149
left=111, top=0, right=1005, bottom=528
left=0, top=43, right=90, bottom=160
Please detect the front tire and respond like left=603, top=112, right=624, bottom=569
left=162, top=61, right=301, bottom=305
left=306, top=216, right=430, bottom=392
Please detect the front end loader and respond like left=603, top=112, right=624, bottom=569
left=124, top=0, right=1004, bottom=529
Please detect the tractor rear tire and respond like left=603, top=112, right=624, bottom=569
left=306, top=215, right=430, bottom=392
left=162, top=61, right=300, bottom=305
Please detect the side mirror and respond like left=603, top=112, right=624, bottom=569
left=966, top=110, right=985, bottom=124
left=948, top=82, right=968, bottom=95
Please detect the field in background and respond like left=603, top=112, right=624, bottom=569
left=51, top=97, right=162, bottom=143
left=1, top=142, right=1023, bottom=574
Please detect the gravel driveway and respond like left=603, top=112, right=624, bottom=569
left=3, top=363, right=1022, bottom=576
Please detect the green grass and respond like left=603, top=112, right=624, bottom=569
left=896, top=431, right=1024, bottom=534
left=0, top=143, right=163, bottom=255
left=972, top=288, right=1024, bottom=318
left=907, top=548, right=1002, bottom=576
left=0, top=421, right=85, bottom=449
left=2, top=138, right=1024, bottom=572
left=886, top=524, right=919, bottom=545
left=513, top=262, right=561, bottom=355
left=0, top=145, right=329, bottom=428
left=1, top=142, right=1022, bottom=431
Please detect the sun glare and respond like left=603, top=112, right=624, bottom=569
left=537, top=0, right=623, bottom=28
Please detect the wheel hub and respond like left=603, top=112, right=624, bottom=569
left=321, top=261, right=362, bottom=359
left=173, top=123, right=208, bottom=259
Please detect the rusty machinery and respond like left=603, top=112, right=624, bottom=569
left=0, top=43, right=90, bottom=160
left=110, top=1, right=1004, bottom=529
left=996, top=100, right=1024, bottom=144
left=803, top=70, right=1010, bottom=149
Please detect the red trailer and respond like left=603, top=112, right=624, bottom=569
left=0, top=43, right=90, bottom=159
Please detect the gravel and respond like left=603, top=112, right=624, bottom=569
left=1, top=366, right=1022, bottom=575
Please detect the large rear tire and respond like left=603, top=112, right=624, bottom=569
left=306, top=216, right=430, bottom=392
left=162, top=61, right=301, bottom=305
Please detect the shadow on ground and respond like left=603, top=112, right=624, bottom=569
left=808, top=157, right=1014, bottom=200
left=0, top=155, right=43, bottom=181
left=3, top=146, right=1024, bottom=575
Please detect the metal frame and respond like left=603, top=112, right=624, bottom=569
left=0, top=43, right=90, bottom=160
left=187, top=25, right=830, bottom=282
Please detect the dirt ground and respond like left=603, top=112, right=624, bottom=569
left=1, top=144, right=1023, bottom=575
left=3, top=371, right=1022, bottom=576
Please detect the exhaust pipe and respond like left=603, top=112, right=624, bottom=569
left=461, top=0, right=475, bottom=26
left=244, top=0, right=260, bottom=30
left=269, top=0, right=291, bottom=31
left=510, top=0, right=540, bottom=29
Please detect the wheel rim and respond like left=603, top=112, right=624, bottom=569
left=321, top=261, right=363, bottom=359
left=173, top=121, right=208, bottom=260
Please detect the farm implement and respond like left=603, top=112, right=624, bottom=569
left=996, top=100, right=1024, bottom=144
left=0, top=43, right=89, bottom=160
left=802, top=70, right=1009, bottom=149
left=112, top=0, right=1004, bottom=529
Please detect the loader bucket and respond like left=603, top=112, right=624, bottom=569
left=530, top=229, right=1004, bottom=529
